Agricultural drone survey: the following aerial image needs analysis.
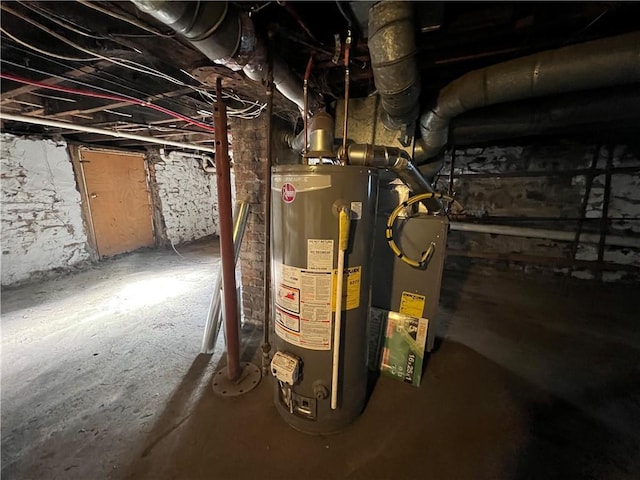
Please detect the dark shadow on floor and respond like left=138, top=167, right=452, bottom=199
left=121, top=339, right=640, bottom=480
left=137, top=353, right=213, bottom=460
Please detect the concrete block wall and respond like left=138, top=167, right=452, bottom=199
left=1, top=134, right=91, bottom=286
left=434, top=141, right=640, bottom=281
left=230, top=115, right=269, bottom=325
left=148, top=150, right=233, bottom=246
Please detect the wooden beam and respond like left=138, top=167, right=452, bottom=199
left=41, top=87, right=196, bottom=118
left=1, top=63, right=108, bottom=103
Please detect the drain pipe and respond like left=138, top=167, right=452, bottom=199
left=419, top=32, right=640, bottom=160
left=130, top=0, right=322, bottom=113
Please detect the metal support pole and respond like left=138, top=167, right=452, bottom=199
left=262, top=53, right=275, bottom=376
left=214, top=77, right=241, bottom=382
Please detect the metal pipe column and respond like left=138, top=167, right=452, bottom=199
left=214, top=77, right=241, bottom=381
left=262, top=54, right=274, bottom=375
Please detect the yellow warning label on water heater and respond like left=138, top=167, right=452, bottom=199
left=399, top=291, right=426, bottom=318
left=331, top=266, right=361, bottom=311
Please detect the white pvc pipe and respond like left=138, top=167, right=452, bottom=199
left=450, top=222, right=640, bottom=248
left=0, top=113, right=215, bottom=153
left=331, top=247, right=345, bottom=411
left=331, top=207, right=351, bottom=410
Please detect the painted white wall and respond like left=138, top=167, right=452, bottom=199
left=1, top=134, right=90, bottom=286
left=153, top=151, right=235, bottom=245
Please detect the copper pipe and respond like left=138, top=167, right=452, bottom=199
left=341, top=30, right=352, bottom=165
left=302, top=54, right=314, bottom=161
left=214, top=77, right=241, bottom=381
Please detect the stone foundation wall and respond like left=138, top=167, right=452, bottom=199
left=434, top=141, right=640, bottom=281
left=1, top=134, right=91, bottom=286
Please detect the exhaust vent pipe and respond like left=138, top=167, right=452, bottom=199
left=131, top=0, right=323, bottom=113
left=419, top=32, right=640, bottom=160
left=368, top=1, right=420, bottom=129
left=344, top=143, right=441, bottom=212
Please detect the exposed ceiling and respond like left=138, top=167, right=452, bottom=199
left=1, top=1, right=640, bottom=151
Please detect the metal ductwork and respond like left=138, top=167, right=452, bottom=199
left=368, top=1, right=420, bottom=129
left=130, top=0, right=322, bottom=113
left=419, top=32, right=640, bottom=160
left=449, top=85, right=640, bottom=146
left=345, top=143, right=442, bottom=212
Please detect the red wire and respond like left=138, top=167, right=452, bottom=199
left=0, top=72, right=215, bottom=133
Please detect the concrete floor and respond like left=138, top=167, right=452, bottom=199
left=2, top=238, right=639, bottom=480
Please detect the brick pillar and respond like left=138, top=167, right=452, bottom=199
left=229, top=115, right=269, bottom=326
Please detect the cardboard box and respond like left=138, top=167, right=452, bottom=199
left=369, top=308, right=429, bottom=386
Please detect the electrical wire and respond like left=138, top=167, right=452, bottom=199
left=75, top=0, right=176, bottom=38
left=385, top=192, right=457, bottom=269
left=17, top=1, right=105, bottom=39
left=1, top=34, right=265, bottom=120
left=336, top=1, right=353, bottom=28
left=0, top=27, right=98, bottom=62
left=1, top=5, right=187, bottom=85
left=1, top=5, right=267, bottom=119
left=16, top=1, right=163, bottom=42
left=0, top=72, right=216, bottom=133
left=1, top=56, right=207, bottom=122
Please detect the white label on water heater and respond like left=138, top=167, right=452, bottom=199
left=350, top=202, right=362, bottom=219
left=307, top=239, right=334, bottom=270
left=275, top=263, right=333, bottom=351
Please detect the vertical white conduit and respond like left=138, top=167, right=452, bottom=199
left=331, top=207, right=350, bottom=410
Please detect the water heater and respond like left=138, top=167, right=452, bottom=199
left=270, top=165, right=378, bottom=434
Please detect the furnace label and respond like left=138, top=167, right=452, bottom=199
left=399, top=291, right=426, bottom=318
left=331, top=266, right=362, bottom=311
left=307, top=239, right=334, bottom=270
left=275, top=264, right=332, bottom=351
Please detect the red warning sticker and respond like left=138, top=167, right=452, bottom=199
left=281, top=183, right=296, bottom=203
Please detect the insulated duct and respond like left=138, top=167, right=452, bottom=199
left=368, top=1, right=420, bottom=129
left=449, top=85, right=640, bottom=146
left=419, top=32, right=640, bottom=160
left=130, top=0, right=322, bottom=113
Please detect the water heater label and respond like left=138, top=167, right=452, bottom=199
left=276, top=285, right=300, bottom=314
left=275, top=307, right=300, bottom=332
left=275, top=263, right=333, bottom=351
left=331, top=266, right=362, bottom=311
left=350, top=202, right=362, bottom=219
left=307, top=239, right=334, bottom=270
